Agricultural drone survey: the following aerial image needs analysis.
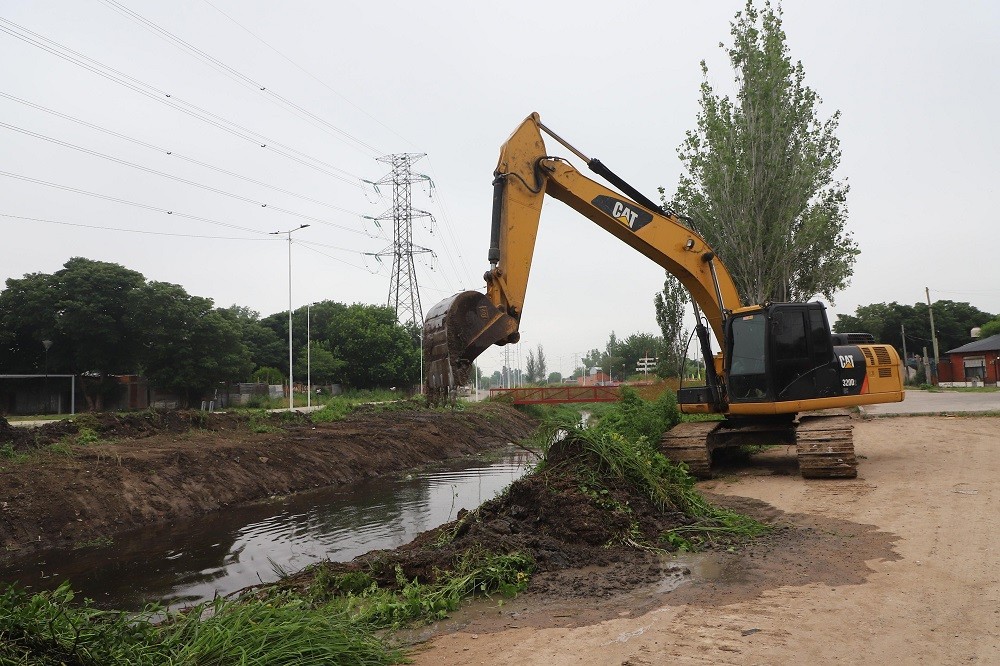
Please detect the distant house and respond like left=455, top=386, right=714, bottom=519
left=938, top=334, right=1000, bottom=387
left=576, top=369, right=614, bottom=386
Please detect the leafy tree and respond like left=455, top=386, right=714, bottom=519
left=581, top=348, right=603, bottom=371
left=0, top=258, right=147, bottom=409
left=251, top=366, right=284, bottom=384
left=325, top=304, right=419, bottom=389
left=654, top=274, right=689, bottom=377
left=547, top=371, right=563, bottom=383
left=535, top=344, right=547, bottom=382
left=295, top=341, right=345, bottom=384
left=219, top=305, right=284, bottom=373
left=133, top=282, right=252, bottom=407
left=980, top=317, right=1000, bottom=338
left=834, top=300, right=994, bottom=358
left=669, top=1, right=856, bottom=305
left=524, top=349, right=538, bottom=383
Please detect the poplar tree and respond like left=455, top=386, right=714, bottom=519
left=670, top=1, right=857, bottom=305
left=654, top=274, right=689, bottom=377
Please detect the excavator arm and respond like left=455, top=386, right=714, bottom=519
left=423, top=112, right=742, bottom=400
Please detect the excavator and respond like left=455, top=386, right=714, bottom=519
left=422, top=113, right=904, bottom=479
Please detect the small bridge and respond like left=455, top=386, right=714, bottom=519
left=488, top=385, right=621, bottom=404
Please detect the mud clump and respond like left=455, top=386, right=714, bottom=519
left=290, top=436, right=707, bottom=595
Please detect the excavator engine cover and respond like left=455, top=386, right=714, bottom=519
left=423, top=291, right=518, bottom=397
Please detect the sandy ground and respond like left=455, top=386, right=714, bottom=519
left=410, top=416, right=1000, bottom=665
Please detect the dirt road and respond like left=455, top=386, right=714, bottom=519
left=411, top=416, right=1000, bottom=665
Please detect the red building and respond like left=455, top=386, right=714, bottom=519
left=937, top=334, right=1000, bottom=387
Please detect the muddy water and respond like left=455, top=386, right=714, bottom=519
left=0, top=447, right=537, bottom=611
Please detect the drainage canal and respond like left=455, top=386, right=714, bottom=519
left=0, top=447, right=537, bottom=611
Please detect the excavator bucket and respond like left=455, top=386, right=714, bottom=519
left=422, top=291, right=518, bottom=403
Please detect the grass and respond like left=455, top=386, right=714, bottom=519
left=0, top=549, right=534, bottom=665
left=73, top=536, right=114, bottom=550
left=305, top=549, right=533, bottom=628
left=0, top=581, right=402, bottom=666
left=530, top=387, right=770, bottom=553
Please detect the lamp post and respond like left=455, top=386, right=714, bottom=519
left=306, top=302, right=317, bottom=408
left=42, top=339, right=52, bottom=414
left=270, top=224, right=310, bottom=410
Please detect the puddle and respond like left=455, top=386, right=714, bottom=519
left=0, top=447, right=537, bottom=610
left=654, top=551, right=749, bottom=593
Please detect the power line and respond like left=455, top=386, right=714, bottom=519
left=0, top=212, right=275, bottom=241
left=0, top=170, right=266, bottom=234
left=0, top=120, right=381, bottom=237
left=189, top=3, right=477, bottom=293
left=297, top=240, right=381, bottom=273
left=422, top=157, right=477, bottom=288
left=199, top=0, right=416, bottom=150
left=0, top=91, right=368, bottom=218
left=97, top=0, right=384, bottom=157
left=0, top=17, right=372, bottom=187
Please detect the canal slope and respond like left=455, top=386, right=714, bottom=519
left=0, top=403, right=537, bottom=560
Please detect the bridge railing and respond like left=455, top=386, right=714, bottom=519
left=488, top=385, right=621, bottom=404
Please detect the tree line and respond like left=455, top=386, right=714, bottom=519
left=0, top=258, right=419, bottom=408
left=833, top=300, right=996, bottom=360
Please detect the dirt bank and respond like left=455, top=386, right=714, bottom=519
left=409, top=416, right=1000, bottom=665
left=0, top=403, right=537, bottom=559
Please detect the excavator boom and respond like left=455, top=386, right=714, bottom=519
left=422, top=112, right=904, bottom=479
left=422, top=112, right=741, bottom=403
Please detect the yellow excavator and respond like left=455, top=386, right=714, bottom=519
left=423, top=113, right=904, bottom=479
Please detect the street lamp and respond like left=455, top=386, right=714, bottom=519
left=307, top=302, right=311, bottom=408
left=270, top=224, right=310, bottom=410
left=42, top=339, right=52, bottom=414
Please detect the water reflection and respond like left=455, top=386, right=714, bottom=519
left=0, top=448, right=536, bottom=611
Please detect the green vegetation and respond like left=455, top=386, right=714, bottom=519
left=533, top=388, right=769, bottom=552
left=670, top=1, right=855, bottom=305
left=305, top=549, right=532, bottom=627
left=0, top=582, right=401, bottom=666
left=0, top=443, right=28, bottom=463
left=75, top=427, right=100, bottom=445
left=0, top=260, right=421, bottom=412
left=73, top=536, right=114, bottom=550
left=0, top=549, right=532, bottom=665
left=835, top=300, right=995, bottom=362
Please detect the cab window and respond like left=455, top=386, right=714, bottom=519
left=728, top=314, right=768, bottom=400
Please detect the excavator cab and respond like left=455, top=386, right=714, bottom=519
left=725, top=303, right=843, bottom=404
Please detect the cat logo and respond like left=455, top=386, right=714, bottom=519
left=611, top=201, right=639, bottom=228
left=838, top=354, right=855, bottom=369
left=591, top=195, right=654, bottom=232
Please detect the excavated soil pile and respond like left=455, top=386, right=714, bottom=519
left=0, top=410, right=294, bottom=452
left=287, top=437, right=719, bottom=596
left=0, top=403, right=536, bottom=558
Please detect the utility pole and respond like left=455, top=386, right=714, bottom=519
left=373, top=153, right=434, bottom=327
left=925, top=287, right=940, bottom=381
left=901, top=323, right=908, bottom=384
left=270, top=224, right=310, bottom=410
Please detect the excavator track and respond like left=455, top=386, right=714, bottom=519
left=794, top=414, right=857, bottom=478
left=661, top=413, right=857, bottom=479
left=659, top=421, right=720, bottom=479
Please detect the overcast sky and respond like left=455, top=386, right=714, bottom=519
left=2, top=1, right=998, bottom=378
